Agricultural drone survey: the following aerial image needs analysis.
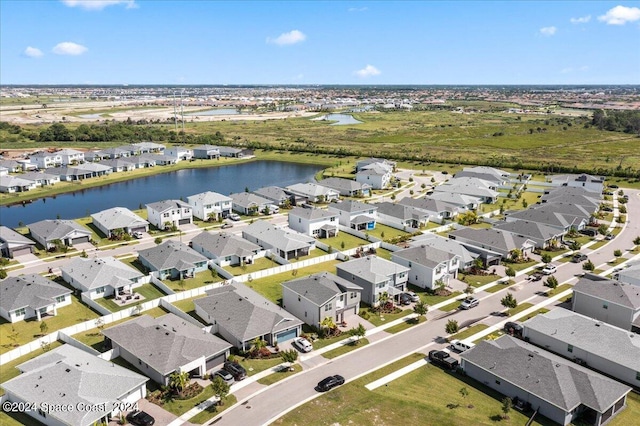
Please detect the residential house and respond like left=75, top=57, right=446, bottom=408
left=434, top=177, right=499, bottom=204
left=0, top=275, right=71, bottom=323
left=187, top=191, right=233, bottom=221
left=454, top=166, right=510, bottom=185
left=91, top=207, right=149, bottom=238
left=548, top=173, right=605, bottom=194
left=51, top=166, right=93, bottom=181
left=99, top=147, right=131, bottom=159
left=29, top=152, right=62, bottom=169
left=286, top=183, right=340, bottom=204
left=397, top=197, right=460, bottom=222
left=336, top=255, right=409, bottom=306
left=0, top=226, right=35, bottom=258
left=318, top=177, right=372, bottom=197
left=572, top=275, right=640, bottom=333
left=2, top=345, right=148, bottom=426
left=461, top=336, right=631, bottom=426
left=165, top=146, right=193, bottom=162
left=0, top=175, right=37, bottom=193
left=504, top=203, right=593, bottom=232
left=83, top=150, right=104, bottom=162
left=229, top=192, right=273, bottom=215
left=288, top=206, right=339, bottom=238
left=117, top=144, right=142, bottom=156
left=523, top=308, right=640, bottom=388
left=282, top=272, right=362, bottom=327
left=146, top=199, right=193, bottom=230
left=0, top=166, right=7, bottom=176
left=98, top=158, right=136, bottom=173
left=102, top=313, right=232, bottom=385
left=242, top=220, right=316, bottom=260
left=123, top=155, right=156, bottom=169
left=132, top=141, right=165, bottom=153
left=428, top=192, right=482, bottom=211
left=18, top=171, right=60, bottom=187
left=61, top=256, right=145, bottom=300
left=56, top=148, right=85, bottom=165
left=448, top=227, right=535, bottom=265
left=253, top=186, right=292, bottom=207
left=192, top=144, right=220, bottom=159
left=540, top=187, right=601, bottom=210
left=194, top=283, right=303, bottom=350
left=355, top=163, right=392, bottom=189
left=143, top=153, right=177, bottom=166
left=392, top=245, right=460, bottom=290
left=408, top=234, right=478, bottom=271
left=374, top=201, right=429, bottom=229
left=617, top=262, right=640, bottom=287
left=493, top=220, right=564, bottom=249
left=328, top=200, right=377, bottom=231
left=356, top=157, right=396, bottom=172
left=217, top=146, right=253, bottom=158
left=27, top=219, right=92, bottom=250
left=190, top=231, right=264, bottom=266
left=0, top=159, right=24, bottom=173
left=137, top=240, right=208, bottom=280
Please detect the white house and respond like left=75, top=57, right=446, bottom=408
left=61, top=256, right=146, bottom=300
left=29, top=152, right=62, bottom=169
left=285, top=183, right=340, bottom=204
left=0, top=226, right=36, bottom=258
left=190, top=231, right=265, bottom=266
left=0, top=275, right=72, bottom=323
left=288, top=206, right=339, bottom=238
left=146, top=199, right=193, bottom=230
left=165, top=146, right=194, bottom=162
left=336, top=255, right=409, bottom=306
left=391, top=245, right=461, bottom=290
left=355, top=163, right=392, bottom=189
left=27, top=219, right=92, bottom=250
left=56, top=148, right=85, bottom=165
left=328, top=200, right=377, bottom=231
left=187, top=191, right=233, bottom=221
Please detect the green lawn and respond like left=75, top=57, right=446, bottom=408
left=163, top=270, right=222, bottom=291
left=588, top=240, right=608, bottom=250
left=161, top=384, right=216, bottom=417
left=237, top=357, right=284, bottom=376
left=323, top=338, right=369, bottom=359
left=278, top=353, right=553, bottom=426
left=0, top=296, right=99, bottom=354
left=366, top=224, right=411, bottom=241
left=360, top=307, right=412, bottom=327
left=485, top=280, right=516, bottom=293
left=545, top=283, right=573, bottom=297
left=0, top=341, right=64, bottom=391
left=256, top=364, right=303, bottom=386
left=385, top=316, right=425, bottom=334
left=374, top=247, right=393, bottom=260
left=421, top=291, right=463, bottom=306
left=224, top=257, right=279, bottom=275
left=507, top=302, right=534, bottom=317
left=448, top=324, right=489, bottom=342
left=94, top=283, right=166, bottom=312
left=608, top=257, right=626, bottom=266
left=438, top=301, right=462, bottom=312
left=322, top=233, right=369, bottom=250
left=246, top=260, right=341, bottom=305
left=311, top=331, right=353, bottom=350
left=171, top=296, right=207, bottom=314
left=508, top=260, right=539, bottom=272
left=188, top=395, right=238, bottom=424
left=459, top=273, right=500, bottom=287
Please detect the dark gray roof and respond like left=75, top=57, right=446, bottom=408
left=91, top=207, right=148, bottom=231
left=319, top=177, right=371, bottom=192
left=408, top=234, right=477, bottom=265
left=0, top=226, right=35, bottom=246
left=229, top=192, right=272, bottom=209
left=146, top=199, right=191, bottom=213
left=102, top=314, right=231, bottom=376
left=289, top=206, right=337, bottom=221
left=573, top=276, right=640, bottom=309
left=190, top=231, right=261, bottom=259
left=282, top=272, right=361, bottom=306
left=462, top=336, right=631, bottom=413
left=194, top=284, right=302, bottom=342
left=27, top=219, right=92, bottom=242
left=2, top=345, right=147, bottom=426
left=336, top=255, right=409, bottom=284
left=0, top=274, right=71, bottom=312
left=493, top=220, right=563, bottom=242
left=253, top=186, right=289, bottom=202
left=506, top=203, right=592, bottom=228
left=524, top=308, right=640, bottom=371
left=374, top=202, right=429, bottom=221
left=138, top=240, right=208, bottom=271
left=449, top=228, right=535, bottom=253
left=392, top=245, right=458, bottom=268
left=328, top=199, right=376, bottom=213
left=61, top=256, right=144, bottom=291
left=398, top=197, right=460, bottom=214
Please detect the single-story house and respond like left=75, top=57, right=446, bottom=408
left=19, top=171, right=60, bottom=187
left=61, top=256, right=145, bottom=300
left=190, top=231, right=265, bottom=266
left=146, top=199, right=193, bottom=230
left=0, top=159, right=24, bottom=173
left=454, top=166, right=510, bottom=186
left=336, top=255, right=409, bottom=306
left=132, top=141, right=165, bottom=153
left=282, top=272, right=362, bottom=327
left=392, top=245, right=461, bottom=290
left=493, top=219, right=564, bottom=249
left=91, top=207, right=149, bottom=238
left=242, top=220, right=316, bottom=260
left=217, top=146, right=254, bottom=158
left=138, top=240, right=209, bottom=280
left=192, top=144, right=220, bottom=159
left=286, top=183, right=340, bottom=204
left=2, top=344, right=148, bottom=426
left=548, top=173, right=605, bottom=194
left=0, top=175, right=37, bottom=193
left=461, top=336, right=631, bottom=426
left=0, top=274, right=72, bottom=323
left=434, top=176, right=499, bottom=204
left=50, top=166, right=93, bottom=181
left=328, top=200, right=377, bottom=231
left=122, top=155, right=156, bottom=169
left=27, top=219, right=92, bottom=250
left=288, top=206, right=339, bottom=238
left=504, top=202, right=592, bottom=233
left=253, top=186, right=292, bottom=207
left=187, top=191, right=233, bottom=221
left=229, top=192, right=273, bottom=215
left=147, top=154, right=178, bottom=166
left=194, top=283, right=303, bottom=350
left=617, top=262, right=640, bottom=287
left=98, top=158, right=136, bottom=173
left=117, top=144, right=142, bottom=156
left=541, top=187, right=601, bottom=210
left=103, top=313, right=232, bottom=385
left=0, top=226, right=35, bottom=258
left=318, top=177, right=372, bottom=197
left=427, top=192, right=482, bottom=211
left=523, top=308, right=640, bottom=388
left=448, top=227, right=535, bottom=265
left=373, top=201, right=429, bottom=229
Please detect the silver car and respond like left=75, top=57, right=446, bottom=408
left=213, top=369, right=234, bottom=385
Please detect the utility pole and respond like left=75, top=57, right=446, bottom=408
left=173, top=91, right=177, bottom=132
left=180, top=88, right=185, bottom=143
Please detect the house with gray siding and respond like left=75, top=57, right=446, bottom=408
left=146, top=199, right=193, bottom=230
left=192, top=144, right=220, bottom=159
left=190, top=231, right=264, bottom=266
left=282, top=272, right=362, bottom=327
left=91, top=207, right=149, bottom=238
left=461, top=336, right=631, bottom=426
left=187, top=191, right=233, bottom=221
left=318, top=177, right=372, bottom=197
left=229, top=192, right=273, bottom=215
left=548, top=173, right=605, bottom=194
left=523, top=308, right=640, bottom=388
left=336, top=255, right=409, bottom=306
left=0, top=275, right=72, bottom=323
left=373, top=201, right=429, bottom=229
left=448, top=227, right=535, bottom=265
left=242, top=220, right=316, bottom=260
left=427, top=192, right=482, bottom=211
left=616, top=262, right=640, bottom=288
left=408, top=234, right=478, bottom=271
left=0, top=226, right=35, bottom=258
left=286, top=183, right=340, bottom=203
left=253, top=186, right=292, bottom=207
left=398, top=197, right=461, bottom=222
left=137, top=240, right=208, bottom=280
left=27, top=219, right=92, bottom=250
left=434, top=176, right=499, bottom=204
left=504, top=203, right=593, bottom=232
left=61, top=256, right=146, bottom=300
left=493, top=219, right=564, bottom=249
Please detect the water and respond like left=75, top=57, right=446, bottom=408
left=312, top=114, right=363, bottom=125
left=185, top=108, right=240, bottom=116
left=0, top=161, right=322, bottom=228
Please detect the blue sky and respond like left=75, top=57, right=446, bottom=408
left=1, top=1, right=639, bottom=84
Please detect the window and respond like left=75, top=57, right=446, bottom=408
left=636, top=372, right=640, bottom=381
left=330, top=217, right=335, bottom=221
left=55, top=295, right=66, bottom=303
left=568, top=344, right=573, bottom=353
left=96, top=287, right=105, bottom=294
left=14, top=308, right=26, bottom=316
left=408, top=262, right=412, bottom=268
left=163, top=212, right=170, bottom=218
left=603, top=304, right=608, bottom=310
left=351, top=292, right=357, bottom=299
left=399, top=272, right=406, bottom=278
left=325, top=303, right=332, bottom=311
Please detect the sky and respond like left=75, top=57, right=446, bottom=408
left=1, top=0, right=639, bottom=85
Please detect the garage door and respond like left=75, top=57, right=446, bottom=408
left=178, top=218, right=191, bottom=225
left=10, top=247, right=32, bottom=257
left=131, top=226, right=146, bottom=233
left=276, top=328, right=298, bottom=343
left=71, top=236, right=90, bottom=245
left=205, top=353, right=226, bottom=371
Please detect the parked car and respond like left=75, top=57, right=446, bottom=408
left=221, top=222, right=234, bottom=229
left=293, top=337, right=313, bottom=353
left=601, top=206, right=613, bottom=212
left=608, top=184, right=619, bottom=189
left=126, top=411, right=155, bottom=426
left=605, top=234, right=614, bottom=240
left=132, top=231, right=144, bottom=239
left=399, top=293, right=412, bottom=305
left=316, top=375, right=345, bottom=392
left=579, top=228, right=598, bottom=237
left=213, top=369, right=235, bottom=385
left=459, top=297, right=479, bottom=310
left=503, top=321, right=524, bottom=338
left=405, top=291, right=420, bottom=302
left=542, top=264, right=557, bottom=275
left=428, top=350, right=459, bottom=370
left=571, top=253, right=588, bottom=263
left=528, top=272, right=543, bottom=281
left=228, top=213, right=241, bottom=221
left=223, top=361, right=247, bottom=381
left=450, top=340, right=475, bottom=353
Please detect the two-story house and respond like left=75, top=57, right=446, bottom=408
left=146, top=200, right=193, bottom=230
left=391, top=245, right=461, bottom=290
left=29, top=152, right=62, bottom=169
left=56, top=149, right=85, bottom=165
left=328, top=200, right=377, bottom=231
left=288, top=207, right=338, bottom=238
left=336, top=255, right=409, bottom=306
left=187, top=191, right=233, bottom=221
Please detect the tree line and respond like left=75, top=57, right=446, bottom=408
left=591, top=110, right=640, bottom=135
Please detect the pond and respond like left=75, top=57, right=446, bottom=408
left=311, top=114, right=363, bottom=125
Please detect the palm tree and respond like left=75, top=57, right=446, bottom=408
left=168, top=370, right=190, bottom=397
left=509, top=248, right=522, bottom=263
left=250, top=337, right=266, bottom=356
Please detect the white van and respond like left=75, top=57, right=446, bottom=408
left=450, top=340, right=475, bottom=353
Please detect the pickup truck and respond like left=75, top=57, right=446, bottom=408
left=428, top=350, right=459, bottom=370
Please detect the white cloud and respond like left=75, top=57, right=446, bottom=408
left=61, top=0, right=137, bottom=10
left=24, top=46, right=43, bottom=58
left=348, top=7, right=368, bottom=12
left=354, top=64, right=381, bottom=78
left=598, top=5, right=640, bottom=25
left=539, top=26, right=557, bottom=36
left=570, top=15, right=591, bottom=24
left=52, top=42, right=88, bottom=55
left=266, top=30, right=306, bottom=46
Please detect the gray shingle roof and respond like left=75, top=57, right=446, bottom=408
left=493, top=220, right=563, bottom=242
left=190, top=231, right=261, bottom=259
left=374, top=202, right=428, bottom=221
left=0, top=226, right=35, bottom=246
left=428, top=192, right=481, bottom=207
left=243, top=220, right=314, bottom=252
left=253, top=186, right=289, bottom=203
left=524, top=308, right=640, bottom=371
left=282, top=272, right=362, bottom=306
left=573, top=276, right=640, bottom=309
left=61, top=256, right=144, bottom=291
left=187, top=191, right=232, bottom=206
left=506, top=203, right=592, bottom=228
left=319, top=177, right=370, bottom=193
left=137, top=240, right=208, bottom=272
left=2, top=345, right=147, bottom=426
left=398, top=197, right=460, bottom=215
left=408, top=234, right=477, bottom=265
left=462, top=336, right=631, bottom=413
left=449, top=228, right=535, bottom=253
left=27, top=219, right=92, bottom=242
left=229, top=192, right=272, bottom=209
left=146, top=199, right=191, bottom=213
left=286, top=182, right=338, bottom=198
left=102, top=313, right=231, bottom=376
left=328, top=200, right=376, bottom=213
left=289, top=207, right=337, bottom=221
left=336, top=255, right=409, bottom=284
left=91, top=207, right=148, bottom=232
left=392, top=245, right=458, bottom=268
left=0, top=274, right=71, bottom=312
left=434, top=177, right=499, bottom=198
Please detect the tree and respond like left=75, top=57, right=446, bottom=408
left=168, top=370, right=190, bottom=397
left=541, top=253, right=552, bottom=264
left=583, top=260, right=595, bottom=271
left=349, top=323, right=367, bottom=344
left=210, top=376, right=230, bottom=406
left=0, top=268, right=6, bottom=279
left=509, top=248, right=522, bottom=263
left=413, top=300, right=428, bottom=320
left=39, top=321, right=49, bottom=336
left=505, top=266, right=516, bottom=278
left=445, top=319, right=459, bottom=334
left=457, top=211, right=479, bottom=226
left=378, top=291, right=389, bottom=308
left=464, top=285, right=475, bottom=296
left=51, top=239, right=63, bottom=252
left=501, top=396, right=513, bottom=419
left=95, top=317, right=105, bottom=332
left=460, top=387, right=469, bottom=401
left=634, top=236, right=640, bottom=246
left=614, top=249, right=622, bottom=257
left=598, top=224, right=609, bottom=235
left=501, top=292, right=518, bottom=310
left=321, top=316, right=336, bottom=331
left=280, top=349, right=298, bottom=367
left=435, top=279, right=446, bottom=292
left=545, top=275, right=558, bottom=289
left=250, top=337, right=266, bottom=355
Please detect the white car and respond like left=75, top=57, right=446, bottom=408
left=541, top=264, right=557, bottom=275
left=459, top=297, right=479, bottom=310
left=293, top=337, right=313, bottom=353
left=228, top=213, right=241, bottom=221
left=450, top=340, right=475, bottom=353
left=132, top=231, right=144, bottom=239
left=405, top=291, right=420, bottom=302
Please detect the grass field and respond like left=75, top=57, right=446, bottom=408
left=323, top=338, right=369, bottom=359
left=360, top=307, right=413, bottom=327
left=94, top=283, right=166, bottom=312
left=162, top=270, right=222, bottom=291
left=448, top=324, right=489, bottom=342
left=188, top=395, right=238, bottom=424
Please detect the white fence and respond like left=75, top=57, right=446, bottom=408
left=235, top=252, right=340, bottom=282
left=376, top=218, right=420, bottom=234
left=58, top=331, right=101, bottom=356
left=81, top=292, right=112, bottom=316
left=150, top=274, right=176, bottom=295
left=210, top=263, right=234, bottom=281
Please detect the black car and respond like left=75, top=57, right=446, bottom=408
left=316, top=375, right=345, bottom=392
left=126, top=410, right=155, bottom=426
left=528, top=272, right=543, bottom=281
left=504, top=322, right=523, bottom=338
left=399, top=293, right=412, bottom=305
left=571, top=253, right=588, bottom=263
left=223, top=361, right=247, bottom=381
